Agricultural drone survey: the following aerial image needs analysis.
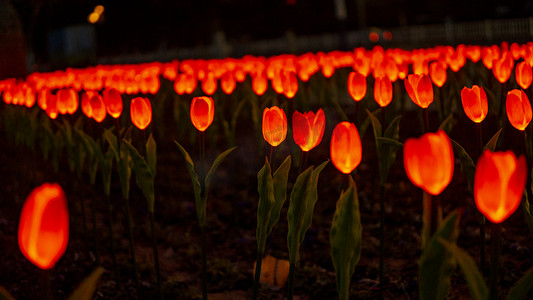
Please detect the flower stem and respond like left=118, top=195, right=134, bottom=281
left=149, top=211, right=163, bottom=300
left=90, top=194, right=100, bottom=265
left=106, top=196, right=119, bottom=283
left=476, top=122, right=486, bottom=275
left=252, top=251, right=263, bottom=300
left=124, top=196, right=140, bottom=296
left=379, top=184, right=385, bottom=300
left=287, top=263, right=295, bottom=300
left=489, top=223, right=502, bottom=300
left=40, top=269, right=51, bottom=300
left=201, top=225, right=208, bottom=300
left=422, top=108, right=429, bottom=133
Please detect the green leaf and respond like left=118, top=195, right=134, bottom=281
left=67, top=266, right=105, bottom=300
left=118, top=140, right=132, bottom=200
left=483, top=128, right=502, bottom=152
left=378, top=116, right=402, bottom=186
left=101, top=149, right=114, bottom=197
left=267, top=155, right=292, bottom=235
left=359, top=108, right=380, bottom=139
left=103, top=129, right=119, bottom=161
left=366, top=108, right=382, bottom=139
left=146, top=133, right=157, bottom=176
left=419, top=210, right=461, bottom=300
left=123, top=139, right=156, bottom=213
left=0, top=286, right=15, bottom=300
left=330, top=176, right=362, bottom=300
left=287, top=160, right=329, bottom=264
left=521, top=192, right=533, bottom=238
left=257, top=158, right=275, bottom=252
left=506, top=266, right=533, bottom=300
left=204, top=146, right=238, bottom=195
left=451, top=139, right=475, bottom=192
left=438, top=113, right=455, bottom=133
left=438, top=239, right=489, bottom=300
left=174, top=140, right=203, bottom=225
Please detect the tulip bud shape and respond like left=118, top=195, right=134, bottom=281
left=403, top=130, right=454, bottom=195
left=103, top=88, right=123, bottom=118
left=429, top=61, right=447, bottom=88
left=461, top=85, right=488, bottom=123
left=292, top=108, right=326, bottom=152
left=515, top=61, right=532, bottom=90
left=347, top=72, right=367, bottom=102
left=404, top=74, right=434, bottom=108
left=374, top=76, right=393, bottom=107
left=190, top=96, right=215, bottom=132
left=18, top=183, right=69, bottom=269
left=506, top=89, right=532, bottom=131
left=330, top=122, right=362, bottom=174
left=474, top=151, right=527, bottom=223
left=130, top=97, right=152, bottom=130
left=262, top=106, right=288, bottom=147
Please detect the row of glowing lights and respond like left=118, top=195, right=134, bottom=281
left=8, top=42, right=533, bottom=270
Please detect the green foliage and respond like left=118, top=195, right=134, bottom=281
left=0, top=286, right=15, bottom=300
left=367, top=109, right=403, bottom=186
left=419, top=210, right=461, bottom=300
left=287, top=160, right=329, bottom=264
left=67, top=267, right=105, bottom=300
left=105, top=129, right=132, bottom=200
left=329, top=176, right=362, bottom=300
left=451, top=139, right=476, bottom=192
left=438, top=239, right=488, bottom=300
left=174, top=140, right=237, bottom=227
left=256, top=156, right=291, bottom=252
left=123, top=134, right=157, bottom=213
left=438, top=113, right=455, bottom=133
left=483, top=128, right=502, bottom=152
left=222, top=96, right=248, bottom=147
left=506, top=266, right=533, bottom=300
left=522, top=190, right=533, bottom=238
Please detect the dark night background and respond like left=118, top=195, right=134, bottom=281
left=2, top=0, right=533, bottom=76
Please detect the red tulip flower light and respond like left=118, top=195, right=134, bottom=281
left=374, top=76, right=393, bottom=107
left=474, top=151, right=527, bottom=223
left=493, top=52, right=514, bottom=84
left=282, top=70, right=299, bottom=99
left=461, top=85, right=488, bottom=123
left=262, top=106, right=288, bottom=147
left=515, top=61, right=532, bottom=90
left=292, top=108, right=326, bottom=152
left=90, top=94, right=107, bottom=123
left=429, top=61, right=447, bottom=88
left=252, top=72, right=268, bottom=96
left=506, top=89, right=532, bottom=131
left=404, top=74, right=434, bottom=109
left=18, top=183, right=69, bottom=270
left=403, top=130, right=454, bottom=195
left=103, top=88, right=123, bottom=118
left=330, top=122, right=362, bottom=174
left=347, top=71, right=367, bottom=102
left=221, top=71, right=236, bottom=95
left=190, top=96, right=215, bottom=132
left=130, top=97, right=152, bottom=130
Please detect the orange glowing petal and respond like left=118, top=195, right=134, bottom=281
left=103, top=88, right=123, bottom=118
left=18, top=183, right=69, bottom=269
left=90, top=94, right=106, bottom=123
left=201, top=73, right=217, bottom=96
left=221, top=71, right=236, bottom=95
left=429, top=61, right=447, bottom=87
left=516, top=61, right=532, bottom=90
left=374, top=76, right=393, bottom=107
left=262, top=106, right=288, bottom=147
left=81, top=91, right=95, bottom=118
left=190, top=96, right=215, bottom=132
left=474, top=151, right=527, bottom=223
left=347, top=72, right=367, bottom=102
left=330, top=122, right=362, bottom=174
left=461, top=85, right=488, bottom=123
left=130, top=97, right=152, bottom=130
left=506, top=89, right=532, bottom=131
left=292, top=108, right=326, bottom=152
left=282, top=71, right=298, bottom=99
left=403, top=130, right=454, bottom=195
left=252, top=73, right=268, bottom=96
left=416, top=75, right=434, bottom=108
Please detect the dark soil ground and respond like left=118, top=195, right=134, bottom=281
left=1, top=79, right=533, bottom=299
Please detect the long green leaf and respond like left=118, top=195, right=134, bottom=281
left=204, top=146, right=238, bottom=195
left=451, top=139, right=475, bottom=192
left=419, top=211, right=461, bottom=300
left=0, top=286, right=15, bottom=300
left=438, top=113, right=454, bottom=133
left=146, top=133, right=157, bottom=176
left=123, top=139, right=156, bottom=213
left=439, top=239, right=489, bottom=300
left=287, top=160, right=329, bottom=264
left=506, top=266, right=533, bottom=300
left=174, top=140, right=203, bottom=225
left=267, top=155, right=292, bottom=234
left=67, top=267, right=105, bottom=300
left=118, top=141, right=132, bottom=200
left=330, top=176, right=362, bottom=300
left=483, top=128, right=502, bottom=152
left=103, top=129, right=119, bottom=161
left=257, top=158, right=275, bottom=252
